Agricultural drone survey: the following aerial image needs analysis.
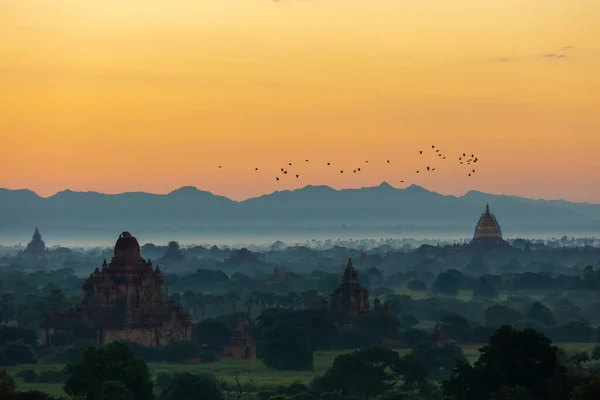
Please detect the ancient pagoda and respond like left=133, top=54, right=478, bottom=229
left=22, top=227, right=47, bottom=258
left=470, top=204, right=507, bottom=248
left=330, top=258, right=372, bottom=325
left=41, top=232, right=192, bottom=348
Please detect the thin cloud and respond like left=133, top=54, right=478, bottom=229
left=541, top=53, right=567, bottom=59
left=492, top=57, right=515, bottom=63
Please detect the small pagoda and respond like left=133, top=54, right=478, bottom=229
left=330, top=258, right=390, bottom=326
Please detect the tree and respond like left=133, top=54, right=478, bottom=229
left=224, top=291, right=242, bottom=314
left=258, top=322, right=313, bottom=370
left=159, top=373, right=224, bottom=400
left=490, top=385, right=533, bottom=400
left=63, top=341, right=154, bottom=400
left=570, top=374, right=600, bottom=400
left=472, top=277, right=498, bottom=300
left=14, top=294, right=46, bottom=330
left=442, top=326, right=565, bottom=400
left=215, top=372, right=259, bottom=400
left=193, top=318, right=233, bottom=347
left=316, top=347, right=406, bottom=399
left=409, top=343, right=466, bottom=381
left=0, top=293, right=16, bottom=323
left=0, top=342, right=37, bottom=365
left=254, top=309, right=338, bottom=351
left=400, top=353, right=429, bottom=384
left=353, top=313, right=401, bottom=346
left=569, top=352, right=590, bottom=370
left=98, top=381, right=134, bottom=400
left=525, top=301, right=556, bottom=327
left=432, top=271, right=460, bottom=296
left=1, top=391, right=56, bottom=400
left=0, top=326, right=37, bottom=346
left=465, top=256, right=486, bottom=272
left=484, top=304, right=522, bottom=327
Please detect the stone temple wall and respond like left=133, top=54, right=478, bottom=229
left=103, top=328, right=157, bottom=347
left=103, top=324, right=192, bottom=348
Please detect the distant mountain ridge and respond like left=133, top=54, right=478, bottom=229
left=0, top=183, right=599, bottom=234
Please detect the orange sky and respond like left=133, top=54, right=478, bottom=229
left=0, top=0, right=599, bottom=202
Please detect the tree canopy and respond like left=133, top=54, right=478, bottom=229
left=442, top=325, right=564, bottom=400
left=63, top=341, right=154, bottom=400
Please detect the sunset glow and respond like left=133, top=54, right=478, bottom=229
left=1, top=0, right=598, bottom=202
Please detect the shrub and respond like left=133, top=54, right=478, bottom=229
left=16, top=369, right=39, bottom=383
left=41, top=340, right=97, bottom=364
left=37, top=369, right=68, bottom=383
left=0, top=342, right=37, bottom=365
left=407, top=280, right=427, bottom=291
left=156, top=372, right=173, bottom=391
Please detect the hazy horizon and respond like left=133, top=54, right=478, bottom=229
left=1, top=226, right=596, bottom=249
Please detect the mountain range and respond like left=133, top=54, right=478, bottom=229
left=1, top=183, right=599, bottom=235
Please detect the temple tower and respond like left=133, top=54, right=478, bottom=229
left=470, top=204, right=506, bottom=247
left=23, top=227, right=46, bottom=257
left=330, top=258, right=370, bottom=313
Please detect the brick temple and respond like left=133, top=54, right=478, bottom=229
left=41, top=232, right=192, bottom=347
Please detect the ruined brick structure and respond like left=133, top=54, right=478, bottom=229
left=41, top=232, right=192, bottom=348
left=218, top=315, right=256, bottom=361
left=434, top=321, right=449, bottom=348
left=0, top=369, right=14, bottom=395
left=265, top=266, right=283, bottom=286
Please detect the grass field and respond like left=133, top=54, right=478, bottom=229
left=9, top=343, right=598, bottom=398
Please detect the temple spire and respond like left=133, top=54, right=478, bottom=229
left=486, top=203, right=490, bottom=213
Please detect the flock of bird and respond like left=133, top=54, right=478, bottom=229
left=217, top=145, right=479, bottom=184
